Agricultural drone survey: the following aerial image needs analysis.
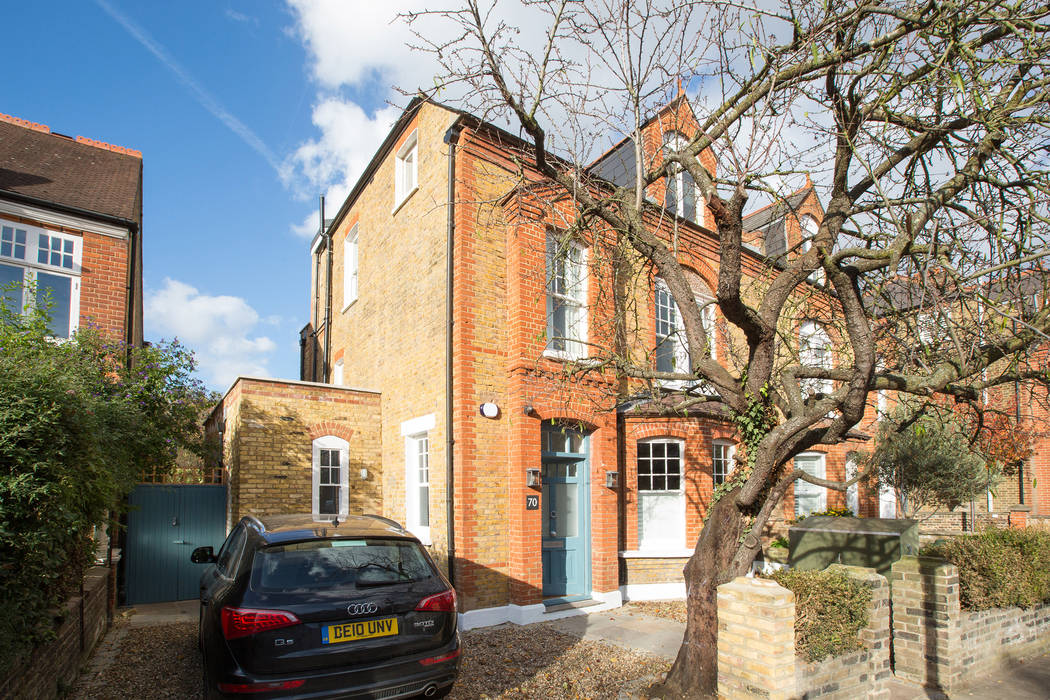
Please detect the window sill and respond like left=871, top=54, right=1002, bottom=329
left=542, top=349, right=587, bottom=363
left=619, top=549, right=693, bottom=559
left=391, top=185, right=419, bottom=216
left=341, top=297, right=358, bottom=313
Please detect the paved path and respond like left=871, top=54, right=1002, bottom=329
left=546, top=607, right=684, bottom=660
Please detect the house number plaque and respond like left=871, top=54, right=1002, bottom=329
left=525, top=495, right=539, bottom=510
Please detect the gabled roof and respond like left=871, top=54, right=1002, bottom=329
left=586, top=94, right=695, bottom=189
left=741, top=186, right=812, bottom=233
left=0, top=113, right=142, bottom=226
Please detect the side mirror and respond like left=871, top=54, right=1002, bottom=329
left=191, top=546, right=216, bottom=564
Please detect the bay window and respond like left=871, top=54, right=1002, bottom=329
left=0, top=220, right=80, bottom=338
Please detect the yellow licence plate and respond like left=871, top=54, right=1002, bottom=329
left=322, top=617, right=399, bottom=645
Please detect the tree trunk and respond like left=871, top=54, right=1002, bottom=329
left=652, top=491, right=751, bottom=698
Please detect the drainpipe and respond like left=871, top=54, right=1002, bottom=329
left=444, top=122, right=463, bottom=585
left=321, top=196, right=333, bottom=384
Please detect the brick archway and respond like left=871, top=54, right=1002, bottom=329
left=308, top=422, right=354, bottom=443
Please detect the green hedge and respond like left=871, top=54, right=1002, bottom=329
left=767, top=569, right=870, bottom=662
left=922, top=528, right=1050, bottom=610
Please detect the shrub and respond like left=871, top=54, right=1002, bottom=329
left=0, top=295, right=209, bottom=673
left=767, top=569, right=870, bottom=662
left=922, top=528, right=1050, bottom=610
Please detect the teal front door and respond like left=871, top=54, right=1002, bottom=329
left=541, top=424, right=590, bottom=600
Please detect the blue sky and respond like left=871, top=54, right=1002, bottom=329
left=4, top=1, right=431, bottom=390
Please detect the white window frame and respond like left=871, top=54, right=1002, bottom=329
left=545, top=232, right=588, bottom=360
left=654, top=280, right=717, bottom=390
left=793, top=452, right=827, bottom=518
left=845, top=452, right=860, bottom=514
left=712, top=441, right=736, bottom=486
left=636, top=438, right=686, bottom=552
left=800, top=215, right=824, bottom=283
left=662, top=133, right=700, bottom=222
left=332, top=359, right=344, bottom=386
left=394, top=130, right=418, bottom=209
left=0, top=219, right=82, bottom=338
left=312, top=435, right=349, bottom=521
left=342, top=225, right=358, bottom=310
left=405, top=432, right=431, bottom=544
left=799, top=321, right=832, bottom=396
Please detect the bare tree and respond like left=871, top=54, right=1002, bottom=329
left=406, top=0, right=1050, bottom=696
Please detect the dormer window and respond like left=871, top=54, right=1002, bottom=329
left=663, top=133, right=698, bottom=222
left=800, top=215, right=823, bottom=283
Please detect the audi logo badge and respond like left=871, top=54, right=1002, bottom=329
left=347, top=602, right=379, bottom=616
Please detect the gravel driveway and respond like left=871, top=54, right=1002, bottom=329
left=71, top=618, right=670, bottom=699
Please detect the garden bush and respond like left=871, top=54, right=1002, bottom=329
left=767, top=569, right=870, bottom=662
left=0, top=295, right=209, bottom=674
left=922, top=528, right=1050, bottom=610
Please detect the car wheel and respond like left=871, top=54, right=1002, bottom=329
left=198, top=605, right=204, bottom=652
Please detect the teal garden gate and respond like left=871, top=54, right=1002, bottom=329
left=124, top=484, right=227, bottom=604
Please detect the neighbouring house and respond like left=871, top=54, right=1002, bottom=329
left=209, top=95, right=887, bottom=627
left=0, top=112, right=142, bottom=351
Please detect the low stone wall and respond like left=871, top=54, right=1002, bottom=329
left=619, top=553, right=688, bottom=600
left=0, top=565, right=111, bottom=699
left=891, top=555, right=1050, bottom=693
left=716, top=566, right=890, bottom=700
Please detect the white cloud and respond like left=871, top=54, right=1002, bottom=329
left=285, top=99, right=399, bottom=236
left=285, top=0, right=429, bottom=90
left=145, top=278, right=277, bottom=389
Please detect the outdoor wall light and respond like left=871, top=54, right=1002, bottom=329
left=526, top=468, right=541, bottom=487
left=605, top=471, right=620, bottom=488
left=522, top=404, right=535, bottom=416
left=479, top=402, right=500, bottom=419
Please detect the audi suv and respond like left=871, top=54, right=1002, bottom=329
left=193, top=514, right=460, bottom=699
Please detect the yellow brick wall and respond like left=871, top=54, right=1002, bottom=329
left=323, top=102, right=460, bottom=569
left=622, top=556, right=689, bottom=585
left=213, top=378, right=383, bottom=523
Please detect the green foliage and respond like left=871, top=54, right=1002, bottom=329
left=768, top=569, right=870, bottom=662
left=0, top=294, right=209, bottom=673
left=868, top=408, right=990, bottom=518
left=809, top=506, right=855, bottom=518
left=770, top=536, right=790, bottom=549
left=922, top=529, right=1050, bottom=610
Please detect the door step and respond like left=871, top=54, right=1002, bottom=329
left=543, top=598, right=603, bottom=614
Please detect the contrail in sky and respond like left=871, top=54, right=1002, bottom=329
left=95, top=0, right=283, bottom=175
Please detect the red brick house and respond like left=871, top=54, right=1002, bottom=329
left=206, top=95, right=870, bottom=627
left=0, top=112, right=143, bottom=351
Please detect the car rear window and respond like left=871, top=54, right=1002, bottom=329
left=250, top=538, right=434, bottom=592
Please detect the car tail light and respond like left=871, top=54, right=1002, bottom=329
left=420, top=648, right=461, bottom=666
left=217, top=680, right=305, bottom=693
left=415, top=588, right=457, bottom=613
left=221, top=606, right=300, bottom=640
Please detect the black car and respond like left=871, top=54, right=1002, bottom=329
left=192, top=514, right=459, bottom=699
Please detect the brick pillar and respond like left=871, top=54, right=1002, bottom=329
left=890, top=556, right=960, bottom=691
left=1010, top=505, right=1031, bottom=529
left=717, top=576, right=797, bottom=700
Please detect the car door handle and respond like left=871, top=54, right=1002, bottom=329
left=173, top=540, right=188, bottom=544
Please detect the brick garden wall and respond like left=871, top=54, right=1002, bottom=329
left=891, top=555, right=1050, bottom=693
left=716, top=566, right=890, bottom=700
left=0, top=566, right=110, bottom=699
